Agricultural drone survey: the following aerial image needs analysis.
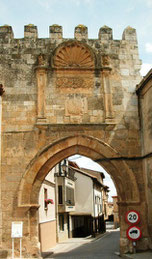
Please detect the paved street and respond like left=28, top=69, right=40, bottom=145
left=44, top=228, right=120, bottom=259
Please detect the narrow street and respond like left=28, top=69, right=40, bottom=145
left=43, top=228, right=120, bottom=259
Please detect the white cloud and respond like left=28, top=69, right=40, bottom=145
left=145, top=0, right=152, bottom=7
left=140, top=63, right=152, bottom=76
left=36, top=0, right=58, bottom=10
left=145, top=43, right=152, bottom=53
left=84, top=0, right=95, bottom=4
left=126, top=6, right=135, bottom=13
left=36, top=0, right=94, bottom=9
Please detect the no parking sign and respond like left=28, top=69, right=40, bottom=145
left=127, top=225, right=142, bottom=241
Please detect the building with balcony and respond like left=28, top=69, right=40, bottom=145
left=68, top=162, right=108, bottom=237
left=55, top=160, right=77, bottom=242
left=38, top=158, right=110, bottom=250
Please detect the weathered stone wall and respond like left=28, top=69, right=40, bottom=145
left=136, top=71, right=152, bottom=250
left=0, top=24, right=148, bottom=257
left=0, top=25, right=141, bottom=130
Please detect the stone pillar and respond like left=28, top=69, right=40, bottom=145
left=15, top=208, right=41, bottom=258
left=119, top=203, right=131, bottom=255
left=0, top=25, right=14, bottom=40
left=24, top=24, right=38, bottom=38
left=36, top=68, right=47, bottom=124
left=49, top=24, right=62, bottom=42
left=102, top=69, right=114, bottom=122
left=74, top=24, right=88, bottom=41
left=98, top=25, right=113, bottom=41
left=28, top=208, right=41, bottom=258
left=0, top=85, right=5, bottom=251
left=36, top=55, right=48, bottom=124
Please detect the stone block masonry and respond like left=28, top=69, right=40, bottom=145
left=0, top=24, right=142, bottom=129
left=0, top=24, right=149, bottom=258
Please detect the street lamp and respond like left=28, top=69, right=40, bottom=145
left=61, top=162, right=67, bottom=176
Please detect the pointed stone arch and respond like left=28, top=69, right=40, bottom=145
left=18, top=134, right=140, bottom=209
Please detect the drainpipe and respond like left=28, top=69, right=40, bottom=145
left=93, top=181, right=96, bottom=218
left=92, top=181, right=96, bottom=236
left=0, top=84, right=4, bottom=249
left=55, top=171, right=59, bottom=243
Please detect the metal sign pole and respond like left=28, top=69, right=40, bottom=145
left=20, top=238, right=22, bottom=258
left=12, top=238, right=14, bottom=259
left=11, top=221, right=23, bottom=258
left=133, top=241, right=136, bottom=254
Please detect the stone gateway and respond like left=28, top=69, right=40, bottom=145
left=0, top=24, right=151, bottom=257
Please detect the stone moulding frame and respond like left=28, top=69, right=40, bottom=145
left=18, top=135, right=140, bottom=209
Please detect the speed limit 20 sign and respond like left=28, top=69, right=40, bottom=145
left=126, top=210, right=140, bottom=225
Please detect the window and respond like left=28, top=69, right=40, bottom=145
left=58, top=185, right=63, bottom=204
left=66, top=186, right=74, bottom=205
left=59, top=214, right=64, bottom=231
left=44, top=188, right=48, bottom=209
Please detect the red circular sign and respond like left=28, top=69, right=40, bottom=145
left=125, top=210, right=140, bottom=225
left=127, top=226, right=142, bottom=241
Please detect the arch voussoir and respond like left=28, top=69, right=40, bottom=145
left=18, top=135, right=140, bottom=208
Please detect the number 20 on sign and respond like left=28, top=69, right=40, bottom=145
left=125, top=210, right=140, bottom=225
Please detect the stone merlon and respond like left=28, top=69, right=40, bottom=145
left=0, top=24, right=137, bottom=43
left=0, top=24, right=14, bottom=39
left=122, top=26, right=137, bottom=42
left=98, top=25, right=113, bottom=40
left=24, top=24, right=38, bottom=38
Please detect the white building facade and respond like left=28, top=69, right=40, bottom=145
left=38, top=168, right=56, bottom=252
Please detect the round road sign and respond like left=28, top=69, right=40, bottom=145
left=125, top=210, right=140, bottom=225
left=127, top=226, right=142, bottom=241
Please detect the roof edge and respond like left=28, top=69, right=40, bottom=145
left=136, top=69, right=152, bottom=94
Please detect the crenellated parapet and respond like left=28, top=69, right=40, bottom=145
left=0, top=24, right=138, bottom=43
left=0, top=23, right=141, bottom=126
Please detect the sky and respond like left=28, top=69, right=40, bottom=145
left=0, top=0, right=152, bottom=75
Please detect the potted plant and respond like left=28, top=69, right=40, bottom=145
left=45, top=199, right=54, bottom=205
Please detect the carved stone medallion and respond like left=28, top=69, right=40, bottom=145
left=65, top=97, right=87, bottom=116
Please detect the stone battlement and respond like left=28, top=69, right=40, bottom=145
left=0, top=24, right=137, bottom=43
left=0, top=23, right=141, bottom=128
